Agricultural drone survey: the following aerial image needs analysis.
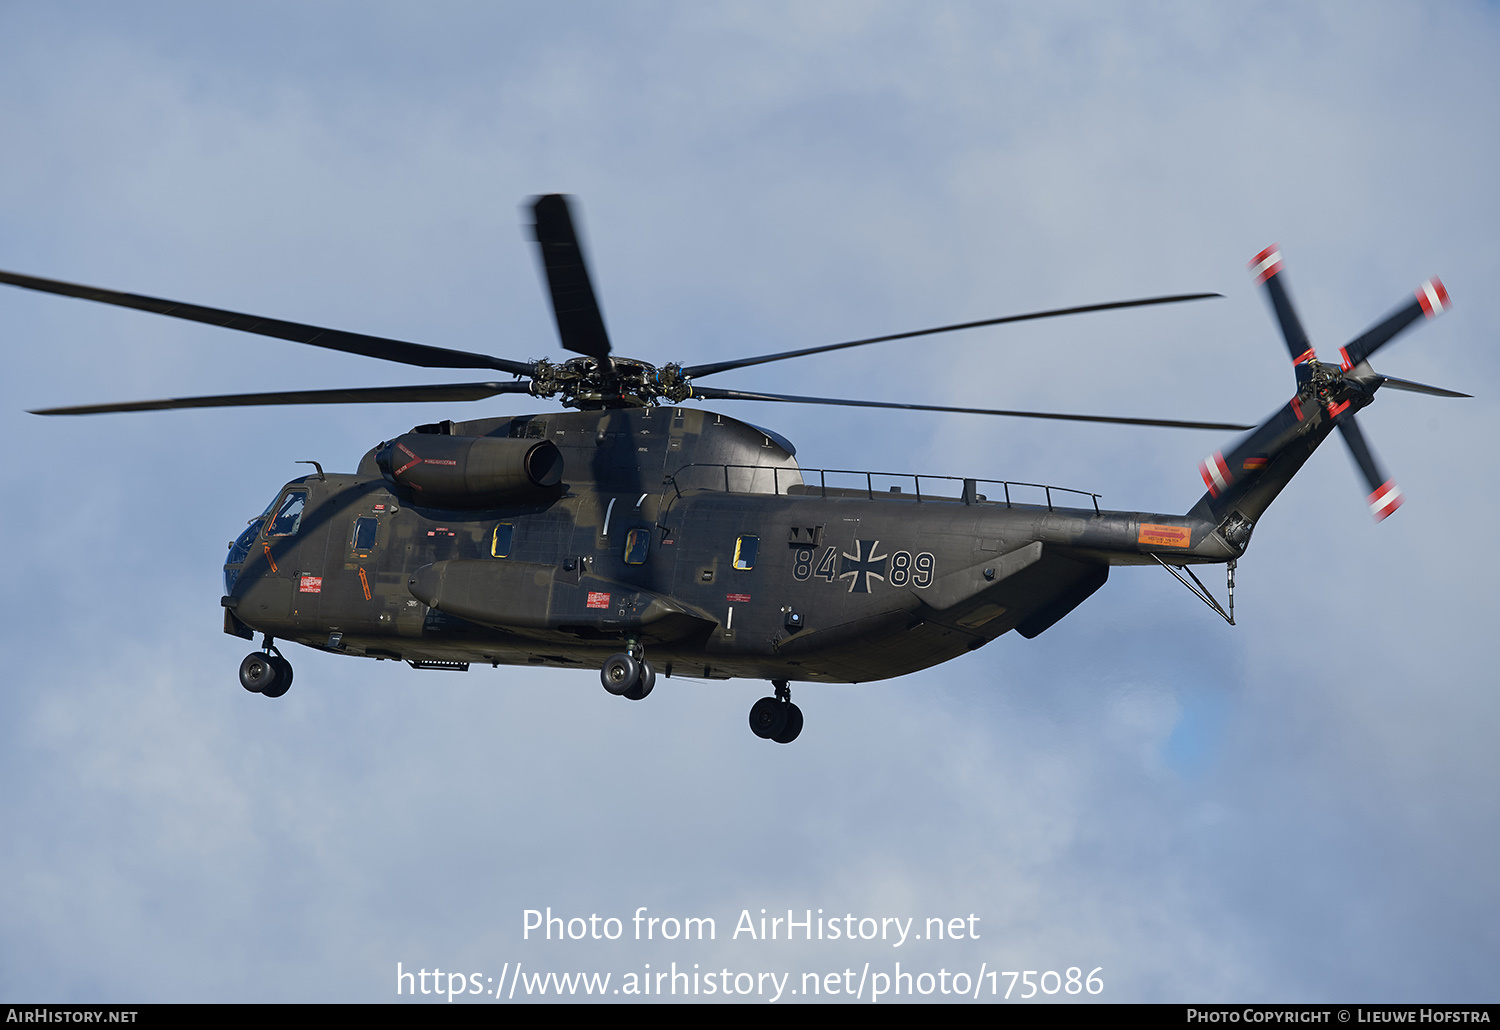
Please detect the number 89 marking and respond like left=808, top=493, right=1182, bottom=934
left=878, top=551, right=936, bottom=588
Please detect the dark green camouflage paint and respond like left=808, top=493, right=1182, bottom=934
left=224, top=406, right=1263, bottom=685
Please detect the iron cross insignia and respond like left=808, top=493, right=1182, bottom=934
left=838, top=539, right=889, bottom=593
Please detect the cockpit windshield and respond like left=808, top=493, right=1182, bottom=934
left=226, top=521, right=262, bottom=566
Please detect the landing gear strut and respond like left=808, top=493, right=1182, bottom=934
left=600, top=640, right=655, bottom=701
left=749, top=679, right=803, bottom=743
left=240, top=636, right=293, bottom=698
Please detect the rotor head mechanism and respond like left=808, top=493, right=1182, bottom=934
left=529, top=354, right=692, bottom=410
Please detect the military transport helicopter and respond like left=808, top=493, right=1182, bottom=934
left=6, top=196, right=1463, bottom=743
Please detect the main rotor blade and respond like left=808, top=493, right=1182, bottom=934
left=1248, top=245, right=1316, bottom=388
left=680, top=293, right=1223, bottom=379
left=1376, top=374, right=1470, bottom=399
left=0, top=269, right=535, bottom=376
left=1338, top=279, right=1449, bottom=370
left=688, top=385, right=1251, bottom=430
left=1336, top=414, right=1402, bottom=521
left=29, top=381, right=535, bottom=416
left=529, top=194, right=611, bottom=359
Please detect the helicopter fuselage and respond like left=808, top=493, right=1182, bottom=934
left=222, top=406, right=1241, bottom=685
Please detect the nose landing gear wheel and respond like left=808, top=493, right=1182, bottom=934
left=262, top=655, right=294, bottom=698
left=240, top=650, right=293, bottom=697
left=240, top=652, right=274, bottom=694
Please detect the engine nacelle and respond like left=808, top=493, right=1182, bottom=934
left=376, top=433, right=564, bottom=508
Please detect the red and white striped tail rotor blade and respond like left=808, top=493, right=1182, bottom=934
left=1416, top=277, right=1451, bottom=318
left=1249, top=245, right=1316, bottom=384
left=1336, top=415, right=1402, bottom=522
left=1199, top=450, right=1232, bottom=498
left=1249, top=245, right=1284, bottom=285
left=1367, top=480, right=1404, bottom=522
left=1339, top=277, right=1450, bottom=370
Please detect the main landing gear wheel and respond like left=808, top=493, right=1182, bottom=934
left=623, top=659, right=655, bottom=701
left=748, top=697, right=786, bottom=738
left=601, top=653, right=656, bottom=699
left=749, top=680, right=802, bottom=743
left=600, top=652, right=639, bottom=696
left=772, top=703, right=803, bottom=744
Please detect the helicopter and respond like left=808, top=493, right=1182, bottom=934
left=5, top=196, right=1462, bottom=743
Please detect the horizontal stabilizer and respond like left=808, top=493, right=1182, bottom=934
left=1378, top=375, right=1470, bottom=399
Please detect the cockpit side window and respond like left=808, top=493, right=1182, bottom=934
left=266, top=491, right=308, bottom=538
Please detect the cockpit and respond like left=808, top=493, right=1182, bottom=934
left=224, top=488, right=308, bottom=592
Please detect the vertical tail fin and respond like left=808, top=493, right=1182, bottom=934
left=1187, top=395, right=1331, bottom=524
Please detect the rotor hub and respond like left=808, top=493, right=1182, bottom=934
left=528, top=355, right=690, bottom=410
left=1300, top=358, right=1375, bottom=417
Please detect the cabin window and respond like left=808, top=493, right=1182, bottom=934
left=266, top=491, right=307, bottom=538
left=623, top=527, right=650, bottom=565
left=734, top=534, right=759, bottom=570
left=351, top=516, right=378, bottom=554
left=491, top=523, right=515, bottom=558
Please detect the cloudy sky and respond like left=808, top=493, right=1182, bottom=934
left=2, top=1, right=1496, bottom=1004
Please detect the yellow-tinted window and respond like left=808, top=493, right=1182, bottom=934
left=733, top=535, right=759, bottom=570
left=491, top=523, right=515, bottom=558
left=623, top=527, right=650, bottom=565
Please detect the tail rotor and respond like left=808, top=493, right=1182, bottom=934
left=1241, top=245, right=1462, bottom=521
